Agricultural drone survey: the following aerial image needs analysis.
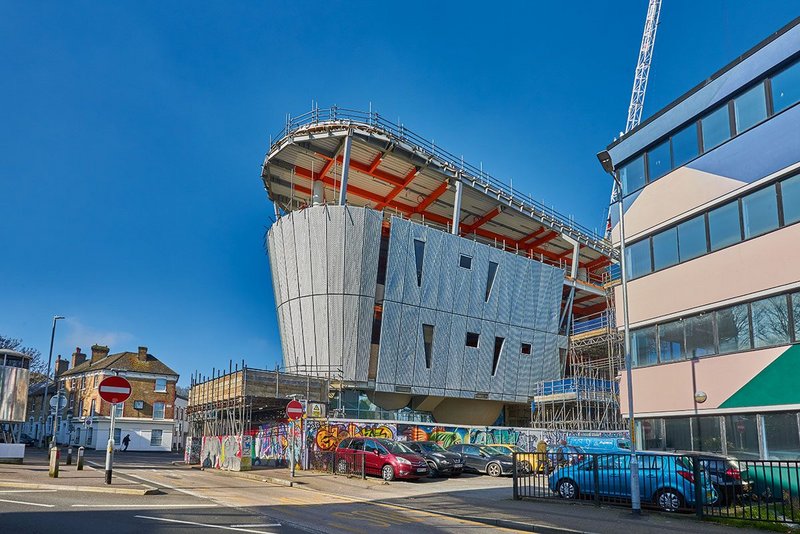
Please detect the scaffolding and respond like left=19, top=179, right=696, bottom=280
left=187, top=363, right=329, bottom=440
left=532, top=270, right=625, bottom=431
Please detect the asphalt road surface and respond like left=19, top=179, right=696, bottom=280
left=0, top=451, right=515, bottom=533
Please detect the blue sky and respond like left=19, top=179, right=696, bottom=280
left=2, top=2, right=797, bottom=386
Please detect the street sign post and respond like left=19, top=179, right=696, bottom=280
left=286, top=399, right=303, bottom=420
left=98, top=375, right=131, bottom=485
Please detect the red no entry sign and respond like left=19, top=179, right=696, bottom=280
left=286, top=399, right=304, bottom=420
left=98, top=376, right=132, bottom=404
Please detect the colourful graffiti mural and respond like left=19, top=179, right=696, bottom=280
left=185, top=436, right=201, bottom=464
left=306, top=420, right=398, bottom=452
left=201, top=435, right=250, bottom=471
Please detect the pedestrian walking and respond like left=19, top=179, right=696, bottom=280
left=122, top=434, right=131, bottom=451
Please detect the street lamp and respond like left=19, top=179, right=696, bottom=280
left=691, top=355, right=707, bottom=450
left=597, top=150, right=641, bottom=515
left=39, top=315, right=65, bottom=447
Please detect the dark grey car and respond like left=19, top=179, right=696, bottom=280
left=406, top=441, right=464, bottom=477
left=448, top=444, right=515, bottom=477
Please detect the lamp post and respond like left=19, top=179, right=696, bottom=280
left=691, top=356, right=707, bottom=450
left=40, top=315, right=65, bottom=447
left=597, top=151, right=641, bottom=515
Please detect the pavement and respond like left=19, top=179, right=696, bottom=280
left=0, top=447, right=779, bottom=533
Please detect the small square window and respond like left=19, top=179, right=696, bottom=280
left=465, top=332, right=480, bottom=348
left=459, top=255, right=472, bottom=269
left=155, top=378, right=167, bottom=392
left=521, top=343, right=532, bottom=355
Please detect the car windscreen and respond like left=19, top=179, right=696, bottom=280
left=420, top=442, right=446, bottom=452
left=378, top=440, right=414, bottom=454
left=482, top=446, right=507, bottom=456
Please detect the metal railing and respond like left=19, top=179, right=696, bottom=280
left=307, top=450, right=365, bottom=479
left=572, top=310, right=615, bottom=337
left=513, top=452, right=800, bottom=524
left=267, top=106, right=615, bottom=257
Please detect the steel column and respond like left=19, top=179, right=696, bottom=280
left=451, top=177, right=463, bottom=235
left=338, top=133, right=353, bottom=206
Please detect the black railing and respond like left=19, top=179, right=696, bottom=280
left=307, top=450, right=365, bottom=479
left=701, top=458, right=800, bottom=524
left=513, top=452, right=800, bottom=524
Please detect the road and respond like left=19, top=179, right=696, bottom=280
left=0, top=451, right=516, bottom=533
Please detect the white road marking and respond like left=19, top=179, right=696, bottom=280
left=0, top=498, right=55, bottom=508
left=72, top=503, right=218, bottom=508
left=135, top=515, right=275, bottom=533
left=0, top=489, right=58, bottom=494
left=231, top=525, right=282, bottom=528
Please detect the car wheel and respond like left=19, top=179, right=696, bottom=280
left=520, top=460, right=532, bottom=474
left=382, top=464, right=395, bottom=482
left=336, top=459, right=348, bottom=475
left=486, top=462, right=502, bottom=477
left=656, top=489, right=684, bottom=512
left=426, top=461, right=439, bottom=478
left=557, top=479, right=578, bottom=499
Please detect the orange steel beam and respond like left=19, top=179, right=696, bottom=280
left=576, top=302, right=608, bottom=316
left=518, top=228, right=547, bottom=244
left=367, top=154, right=383, bottom=174
left=317, top=152, right=406, bottom=187
left=573, top=293, right=598, bottom=305
left=461, top=206, right=502, bottom=235
left=374, top=167, right=418, bottom=211
left=525, top=231, right=558, bottom=249
left=414, top=182, right=448, bottom=213
left=586, top=256, right=612, bottom=270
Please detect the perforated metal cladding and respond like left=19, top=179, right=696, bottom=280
left=374, top=216, right=564, bottom=400
left=267, top=206, right=379, bottom=380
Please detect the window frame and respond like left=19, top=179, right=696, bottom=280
left=154, top=378, right=167, bottom=393
left=153, top=401, right=166, bottom=420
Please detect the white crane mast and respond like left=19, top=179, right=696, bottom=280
left=625, top=0, right=663, bottom=134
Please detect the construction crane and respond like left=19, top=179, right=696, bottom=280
left=605, top=0, right=663, bottom=233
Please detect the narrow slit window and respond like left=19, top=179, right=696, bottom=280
left=465, top=332, right=480, bottom=348
left=520, top=343, right=532, bottom=355
left=459, top=255, right=472, bottom=269
left=413, top=239, right=425, bottom=286
left=492, top=337, right=505, bottom=376
left=485, top=261, right=499, bottom=301
left=422, top=324, right=434, bottom=369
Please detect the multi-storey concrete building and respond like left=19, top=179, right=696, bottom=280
left=598, top=18, right=800, bottom=459
left=263, top=108, right=615, bottom=425
left=57, top=345, right=179, bottom=451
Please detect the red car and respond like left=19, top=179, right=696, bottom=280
left=336, top=437, right=429, bottom=481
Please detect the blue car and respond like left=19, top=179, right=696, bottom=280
left=548, top=452, right=717, bottom=512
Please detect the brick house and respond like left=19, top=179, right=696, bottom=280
left=58, top=345, right=179, bottom=451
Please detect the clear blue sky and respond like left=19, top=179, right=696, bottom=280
left=2, top=2, right=797, bottom=386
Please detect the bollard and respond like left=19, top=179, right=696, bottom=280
left=77, top=446, right=85, bottom=470
left=48, top=445, right=59, bottom=478
left=66, top=446, right=73, bottom=466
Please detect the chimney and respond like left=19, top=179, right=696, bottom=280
left=55, top=356, right=69, bottom=376
left=137, top=346, right=148, bottom=362
left=71, top=347, right=87, bottom=369
left=90, top=344, right=110, bottom=364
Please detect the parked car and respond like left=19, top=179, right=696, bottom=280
left=447, top=444, right=515, bottom=477
left=675, top=451, right=750, bottom=506
left=336, top=437, right=429, bottom=481
left=549, top=452, right=717, bottom=512
left=482, top=444, right=540, bottom=474
left=405, top=441, right=464, bottom=477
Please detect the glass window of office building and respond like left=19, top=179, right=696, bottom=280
left=763, top=413, right=800, bottom=460
left=658, top=320, right=685, bottom=363
left=693, top=417, right=723, bottom=453
left=652, top=227, right=678, bottom=271
left=717, top=304, right=752, bottom=354
left=620, top=155, right=645, bottom=195
left=701, top=105, right=732, bottom=151
left=793, top=292, right=800, bottom=341
left=685, top=313, right=716, bottom=358
left=626, top=239, right=651, bottom=279
left=741, top=185, right=778, bottom=239
left=734, top=84, right=768, bottom=133
left=648, top=139, right=671, bottom=182
left=751, top=295, right=791, bottom=348
left=671, top=124, right=699, bottom=168
left=725, top=415, right=760, bottom=460
left=664, top=418, right=692, bottom=450
left=632, top=327, right=658, bottom=367
left=771, top=60, right=800, bottom=113
left=782, top=174, right=800, bottom=225
left=708, top=201, right=741, bottom=251
left=677, top=214, right=707, bottom=262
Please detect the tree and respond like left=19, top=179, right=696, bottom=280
left=0, top=334, right=49, bottom=383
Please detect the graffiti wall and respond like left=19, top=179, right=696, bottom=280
left=198, top=418, right=627, bottom=471
left=200, top=434, right=252, bottom=471
left=185, top=436, right=201, bottom=464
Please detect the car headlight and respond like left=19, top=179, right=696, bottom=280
left=396, top=457, right=411, bottom=465
left=439, top=459, right=451, bottom=464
